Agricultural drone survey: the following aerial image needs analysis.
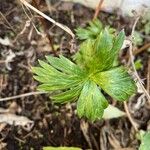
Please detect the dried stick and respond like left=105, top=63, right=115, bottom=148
left=124, top=102, right=138, bottom=132
left=0, top=91, right=46, bottom=102
left=129, top=15, right=150, bottom=102
left=147, top=57, right=150, bottom=94
left=32, top=0, right=55, bottom=53
left=0, top=11, right=15, bottom=33
left=124, top=17, right=140, bottom=132
left=20, top=0, right=75, bottom=38
left=124, top=16, right=150, bottom=132
left=93, top=0, right=104, bottom=20
left=128, top=40, right=150, bottom=103
left=133, top=42, right=150, bottom=56
left=124, top=42, right=150, bottom=59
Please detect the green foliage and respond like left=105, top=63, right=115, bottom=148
left=133, top=31, right=143, bottom=46
left=135, top=59, right=143, bottom=70
left=74, top=29, right=124, bottom=72
left=141, top=13, right=150, bottom=35
left=43, top=147, right=81, bottom=150
left=32, top=19, right=136, bottom=121
left=139, top=131, right=150, bottom=150
left=77, top=80, right=108, bottom=121
left=92, top=67, right=136, bottom=101
left=75, top=19, right=103, bottom=40
left=75, top=19, right=115, bottom=40
left=133, top=15, right=150, bottom=47
left=32, top=55, right=87, bottom=104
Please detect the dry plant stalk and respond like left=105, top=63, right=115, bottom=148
left=93, top=0, right=104, bottom=20
left=124, top=101, right=139, bottom=132
left=0, top=91, right=46, bottom=102
left=124, top=42, right=150, bottom=59
left=20, top=0, right=75, bottom=38
left=124, top=16, right=150, bottom=132
left=32, top=0, right=55, bottom=52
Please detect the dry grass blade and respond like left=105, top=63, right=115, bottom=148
left=0, top=91, right=46, bottom=102
left=147, top=57, right=150, bottom=94
left=0, top=11, right=15, bottom=33
left=124, top=42, right=150, bottom=59
left=129, top=15, right=150, bottom=102
left=124, top=15, right=150, bottom=133
left=133, top=42, right=150, bottom=56
left=128, top=40, right=150, bottom=103
left=20, top=0, right=75, bottom=38
left=124, top=101, right=139, bottom=132
left=80, top=120, right=92, bottom=149
left=93, top=0, right=104, bottom=20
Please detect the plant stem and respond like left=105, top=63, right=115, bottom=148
left=0, top=91, right=46, bottom=102
left=32, top=0, right=55, bottom=54
left=93, top=0, right=104, bottom=20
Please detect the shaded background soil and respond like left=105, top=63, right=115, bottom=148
left=0, top=0, right=150, bottom=150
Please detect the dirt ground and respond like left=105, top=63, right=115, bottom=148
left=0, top=0, right=150, bottom=150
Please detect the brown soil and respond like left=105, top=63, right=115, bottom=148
left=0, top=0, right=150, bottom=150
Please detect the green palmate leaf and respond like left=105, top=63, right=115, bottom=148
left=32, top=22, right=136, bottom=121
left=75, top=19, right=116, bottom=40
left=111, top=30, right=125, bottom=66
left=51, top=85, right=83, bottom=103
left=32, top=55, right=87, bottom=102
left=92, top=29, right=113, bottom=72
left=139, top=131, right=150, bottom=150
left=75, top=19, right=103, bottom=40
left=93, top=30, right=125, bottom=72
left=46, top=55, right=86, bottom=77
left=43, top=147, right=81, bottom=150
left=74, top=29, right=125, bottom=73
left=73, top=39, right=94, bottom=71
left=92, top=67, right=136, bottom=101
left=77, top=80, right=108, bottom=121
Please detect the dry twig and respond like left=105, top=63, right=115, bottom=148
left=124, top=16, right=150, bottom=132
left=130, top=15, right=150, bottom=102
left=124, top=102, right=138, bottom=132
left=0, top=11, right=15, bottom=33
left=133, top=42, right=150, bottom=56
left=124, top=42, right=150, bottom=59
left=80, top=120, right=93, bottom=149
left=93, top=0, right=104, bottom=20
left=123, top=17, right=140, bottom=132
left=20, top=0, right=75, bottom=38
left=32, top=0, right=55, bottom=53
left=147, top=57, right=150, bottom=94
left=128, top=40, right=150, bottom=103
left=0, top=91, right=46, bottom=102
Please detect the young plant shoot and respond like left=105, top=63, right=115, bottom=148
left=75, top=19, right=116, bottom=40
left=32, top=20, right=137, bottom=121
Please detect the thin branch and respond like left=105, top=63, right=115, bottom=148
left=124, top=42, right=150, bottom=59
left=124, top=16, right=150, bottom=132
left=124, top=102, right=138, bottom=132
left=128, top=40, right=150, bottom=103
left=20, top=0, right=75, bottom=38
left=131, top=16, right=140, bottom=37
left=21, top=3, right=42, bottom=35
left=93, top=0, right=104, bottom=20
left=0, top=91, right=46, bottom=102
left=0, top=11, right=15, bottom=33
left=147, top=57, right=150, bottom=94
left=32, top=0, right=55, bottom=53
left=128, top=15, right=150, bottom=102
left=134, top=42, right=150, bottom=56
